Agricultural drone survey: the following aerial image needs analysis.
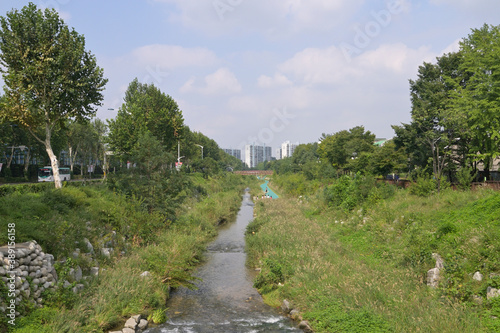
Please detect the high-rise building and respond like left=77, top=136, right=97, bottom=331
left=223, top=148, right=241, bottom=161
left=281, top=141, right=298, bottom=159
left=245, top=144, right=272, bottom=168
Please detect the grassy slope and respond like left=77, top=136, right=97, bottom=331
left=0, top=173, right=257, bottom=332
left=246, top=187, right=500, bottom=332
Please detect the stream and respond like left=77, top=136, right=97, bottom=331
left=144, top=189, right=300, bottom=333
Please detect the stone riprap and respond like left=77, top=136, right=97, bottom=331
left=0, top=240, right=57, bottom=315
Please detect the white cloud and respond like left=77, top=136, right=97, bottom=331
left=440, top=39, right=461, bottom=55
left=277, top=46, right=362, bottom=85
left=357, top=43, right=434, bottom=74
left=130, top=44, right=218, bottom=70
left=181, top=68, right=241, bottom=95
left=257, top=73, right=292, bottom=88
left=271, top=43, right=435, bottom=86
left=152, top=0, right=364, bottom=36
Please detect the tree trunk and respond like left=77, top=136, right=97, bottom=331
left=44, top=124, right=62, bottom=189
left=69, top=146, right=74, bottom=172
left=6, top=146, right=14, bottom=168
left=23, top=148, right=30, bottom=179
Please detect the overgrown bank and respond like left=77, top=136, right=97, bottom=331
left=0, top=173, right=254, bottom=332
left=246, top=175, right=500, bottom=332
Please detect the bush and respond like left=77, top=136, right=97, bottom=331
left=408, top=172, right=436, bottom=197
left=323, top=174, right=396, bottom=212
left=455, top=166, right=477, bottom=190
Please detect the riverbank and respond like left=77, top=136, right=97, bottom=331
left=246, top=186, right=500, bottom=332
left=0, top=173, right=256, bottom=332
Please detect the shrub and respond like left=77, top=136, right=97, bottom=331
left=408, top=172, right=436, bottom=197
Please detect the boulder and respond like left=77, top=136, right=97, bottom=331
left=473, top=271, right=483, bottom=282
left=432, top=253, right=444, bottom=269
left=83, top=238, right=94, bottom=254
left=101, top=248, right=113, bottom=258
left=122, top=328, right=135, bottom=333
left=138, top=319, right=148, bottom=330
left=281, top=299, right=292, bottom=314
left=124, top=316, right=138, bottom=329
left=427, top=267, right=440, bottom=288
left=487, top=287, right=500, bottom=300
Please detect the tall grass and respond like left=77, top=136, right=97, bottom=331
left=246, top=192, right=494, bottom=332
left=2, top=173, right=255, bottom=332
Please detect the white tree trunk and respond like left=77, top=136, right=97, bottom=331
left=44, top=124, right=62, bottom=189
left=46, top=145, right=62, bottom=189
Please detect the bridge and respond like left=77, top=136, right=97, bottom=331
left=234, top=170, right=274, bottom=176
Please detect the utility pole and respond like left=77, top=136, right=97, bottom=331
left=176, top=141, right=184, bottom=171
left=195, top=144, right=204, bottom=160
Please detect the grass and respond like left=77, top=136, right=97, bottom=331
left=246, top=187, right=500, bottom=332
left=0, top=173, right=257, bottom=332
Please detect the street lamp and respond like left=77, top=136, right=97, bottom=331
left=195, top=144, right=204, bottom=160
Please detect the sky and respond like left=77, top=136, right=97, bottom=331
left=1, top=0, right=500, bottom=157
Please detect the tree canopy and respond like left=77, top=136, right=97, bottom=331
left=107, top=79, right=184, bottom=161
left=0, top=3, right=107, bottom=188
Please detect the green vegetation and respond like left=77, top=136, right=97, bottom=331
left=0, top=3, right=107, bottom=188
left=0, top=173, right=252, bottom=332
left=246, top=173, right=500, bottom=332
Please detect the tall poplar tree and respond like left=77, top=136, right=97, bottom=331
left=0, top=3, right=107, bottom=188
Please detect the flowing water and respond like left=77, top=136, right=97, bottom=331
left=145, top=189, right=300, bottom=333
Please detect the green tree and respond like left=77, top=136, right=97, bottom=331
left=107, top=79, right=184, bottom=161
left=448, top=24, right=500, bottom=180
left=0, top=3, right=107, bottom=188
left=394, top=51, right=468, bottom=190
left=369, top=140, right=407, bottom=177
left=318, top=126, right=375, bottom=172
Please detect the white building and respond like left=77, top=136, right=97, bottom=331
left=281, top=141, right=298, bottom=159
left=223, top=148, right=241, bottom=161
left=245, top=144, right=272, bottom=168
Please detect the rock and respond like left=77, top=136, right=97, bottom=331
left=75, top=266, right=83, bottom=282
left=131, top=314, right=141, bottom=322
left=427, top=267, right=440, bottom=288
left=90, top=267, right=99, bottom=276
left=473, top=271, right=483, bottom=281
left=487, top=287, right=500, bottom=300
left=63, top=280, right=71, bottom=288
left=72, top=284, right=85, bottom=294
left=124, top=316, right=138, bottom=329
left=281, top=299, right=292, bottom=314
left=290, top=309, right=301, bottom=320
left=140, top=271, right=151, bottom=278
left=299, top=320, right=313, bottom=332
left=432, top=253, right=444, bottom=269
left=101, top=248, right=113, bottom=258
left=83, top=238, right=94, bottom=254
left=122, top=328, right=135, bottom=333
left=138, top=319, right=149, bottom=330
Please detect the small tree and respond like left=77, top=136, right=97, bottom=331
left=0, top=3, right=107, bottom=188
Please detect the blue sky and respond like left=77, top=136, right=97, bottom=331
left=1, top=0, right=500, bottom=155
